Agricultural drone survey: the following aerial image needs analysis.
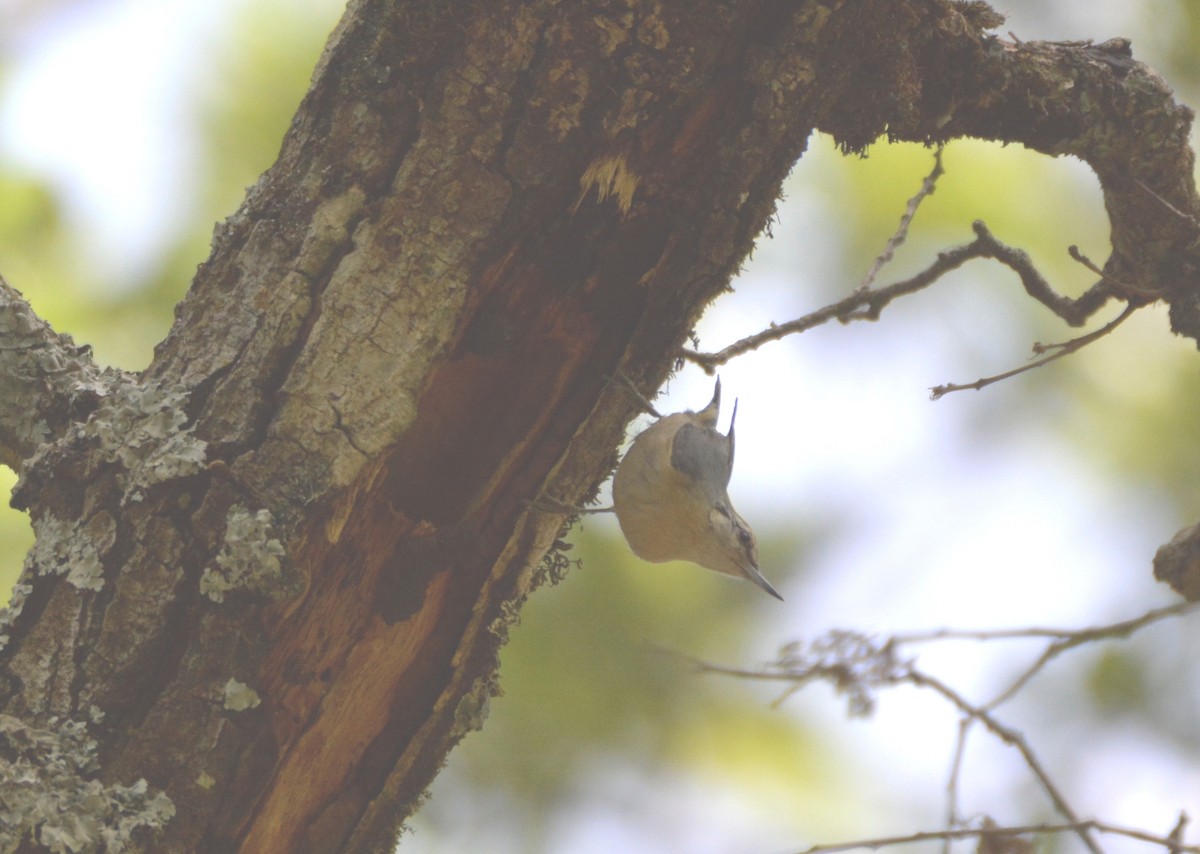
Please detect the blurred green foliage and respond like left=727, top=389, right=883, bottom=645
left=473, top=532, right=823, bottom=781
left=412, top=528, right=864, bottom=850
left=1085, top=647, right=1148, bottom=717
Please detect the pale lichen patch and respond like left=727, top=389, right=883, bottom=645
left=200, top=506, right=291, bottom=603
left=222, top=679, right=262, bottom=713
left=0, top=714, right=175, bottom=852
left=85, top=379, right=207, bottom=503
left=0, top=582, right=33, bottom=649
left=26, top=512, right=115, bottom=592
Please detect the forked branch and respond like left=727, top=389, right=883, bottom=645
left=0, top=275, right=114, bottom=471
left=683, top=219, right=1141, bottom=376
left=928, top=302, right=1137, bottom=399
left=693, top=601, right=1200, bottom=854
left=684, top=141, right=1163, bottom=401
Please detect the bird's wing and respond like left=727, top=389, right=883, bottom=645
left=670, top=418, right=733, bottom=496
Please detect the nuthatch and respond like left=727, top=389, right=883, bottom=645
left=611, top=378, right=782, bottom=601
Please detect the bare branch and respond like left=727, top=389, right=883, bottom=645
left=0, top=274, right=114, bottom=471
left=1170, top=813, right=1191, bottom=854
left=895, top=601, right=1200, bottom=710
left=929, top=302, right=1137, bottom=400
left=698, top=602, right=1200, bottom=854
left=686, top=631, right=911, bottom=718
left=905, top=668, right=1102, bottom=854
left=965, top=221, right=1117, bottom=325
left=684, top=220, right=1126, bottom=374
left=857, top=147, right=945, bottom=292
left=694, top=633, right=1101, bottom=850
left=791, top=819, right=1200, bottom=854
left=942, top=717, right=973, bottom=854
left=894, top=601, right=1197, bottom=646
left=682, top=239, right=980, bottom=371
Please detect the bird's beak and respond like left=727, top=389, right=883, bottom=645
left=741, top=563, right=783, bottom=601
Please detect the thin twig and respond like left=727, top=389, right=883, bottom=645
left=858, top=147, right=945, bottom=291
left=791, top=819, right=1200, bottom=854
left=892, top=601, right=1197, bottom=646
left=893, top=601, right=1199, bottom=710
left=1068, top=245, right=1164, bottom=300
left=1135, top=179, right=1200, bottom=232
left=942, top=716, right=973, bottom=854
left=981, top=601, right=1197, bottom=710
left=929, top=302, right=1136, bottom=400
left=1171, top=810, right=1190, bottom=849
left=1170, top=813, right=1191, bottom=854
left=681, top=242, right=982, bottom=371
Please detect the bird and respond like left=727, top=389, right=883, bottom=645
left=609, top=377, right=782, bottom=600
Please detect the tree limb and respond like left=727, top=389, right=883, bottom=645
left=0, top=275, right=114, bottom=472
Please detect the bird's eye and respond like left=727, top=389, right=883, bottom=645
left=737, top=528, right=753, bottom=548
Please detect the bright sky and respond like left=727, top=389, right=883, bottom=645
left=1, top=1, right=1196, bottom=852
left=0, top=0, right=241, bottom=282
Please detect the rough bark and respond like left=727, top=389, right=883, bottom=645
left=0, top=1, right=1196, bottom=852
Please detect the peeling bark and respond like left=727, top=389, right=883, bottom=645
left=0, top=1, right=1196, bottom=851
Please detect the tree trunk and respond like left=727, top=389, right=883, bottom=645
left=0, top=1, right=1195, bottom=851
